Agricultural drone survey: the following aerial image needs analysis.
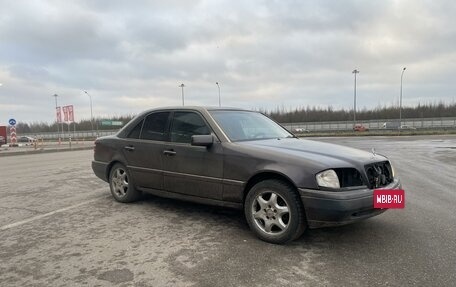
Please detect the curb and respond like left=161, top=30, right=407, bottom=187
left=0, top=146, right=94, bottom=157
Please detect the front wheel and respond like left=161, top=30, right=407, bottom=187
left=244, top=179, right=306, bottom=244
left=109, top=163, right=141, bottom=203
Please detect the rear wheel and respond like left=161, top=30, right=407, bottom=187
left=244, top=179, right=306, bottom=244
left=109, top=163, right=141, bottom=203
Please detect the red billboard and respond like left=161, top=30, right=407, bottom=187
left=62, top=105, right=74, bottom=122
left=68, top=105, right=74, bottom=122
left=62, top=106, right=68, bottom=122
left=56, top=107, right=62, bottom=123
left=0, top=126, right=6, bottom=144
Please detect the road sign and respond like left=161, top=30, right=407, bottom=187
left=101, top=121, right=123, bottom=126
left=8, top=118, right=16, bottom=126
left=10, top=125, right=17, bottom=144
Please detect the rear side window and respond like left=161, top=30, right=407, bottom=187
left=127, top=120, right=143, bottom=139
left=170, top=112, right=211, bottom=143
left=140, top=112, right=170, bottom=141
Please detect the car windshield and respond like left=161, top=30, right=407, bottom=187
left=209, top=110, right=293, bottom=141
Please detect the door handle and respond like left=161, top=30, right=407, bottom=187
left=124, top=145, right=135, bottom=151
left=163, top=149, right=176, bottom=156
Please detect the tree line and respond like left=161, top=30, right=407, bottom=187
left=11, top=102, right=456, bottom=133
left=15, top=115, right=135, bottom=134
left=265, top=102, right=456, bottom=123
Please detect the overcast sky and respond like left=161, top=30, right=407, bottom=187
left=0, top=0, right=455, bottom=124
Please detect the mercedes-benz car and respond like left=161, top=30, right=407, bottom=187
left=92, top=107, right=401, bottom=244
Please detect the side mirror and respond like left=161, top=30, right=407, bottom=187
left=191, top=134, right=214, bottom=147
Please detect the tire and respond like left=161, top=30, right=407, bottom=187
left=109, top=163, right=141, bottom=203
left=244, top=179, right=306, bottom=244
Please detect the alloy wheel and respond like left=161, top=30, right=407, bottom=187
left=111, top=168, right=129, bottom=198
left=251, top=191, right=290, bottom=235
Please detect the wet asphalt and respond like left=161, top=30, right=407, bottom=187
left=0, top=135, right=455, bottom=286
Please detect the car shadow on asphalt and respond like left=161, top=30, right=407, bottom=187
left=130, top=192, right=394, bottom=247
left=139, top=192, right=248, bottom=227
left=295, top=217, right=403, bottom=249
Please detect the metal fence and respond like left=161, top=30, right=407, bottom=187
left=21, top=129, right=118, bottom=140
left=281, top=117, right=456, bottom=132
left=17, top=117, right=456, bottom=139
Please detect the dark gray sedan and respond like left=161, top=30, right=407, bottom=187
left=92, top=107, right=401, bottom=244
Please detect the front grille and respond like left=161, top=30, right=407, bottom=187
left=365, top=161, right=394, bottom=189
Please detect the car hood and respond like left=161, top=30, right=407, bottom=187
left=237, top=138, right=386, bottom=169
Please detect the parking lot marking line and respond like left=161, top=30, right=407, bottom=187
left=0, top=196, right=107, bottom=231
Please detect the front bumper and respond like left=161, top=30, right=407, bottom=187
left=299, top=179, right=402, bottom=228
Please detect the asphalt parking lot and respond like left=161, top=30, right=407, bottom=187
left=1, top=135, right=455, bottom=286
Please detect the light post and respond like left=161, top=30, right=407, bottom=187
left=179, top=83, right=185, bottom=106
left=399, top=67, right=406, bottom=128
left=216, top=82, right=221, bottom=107
left=84, top=91, right=94, bottom=137
left=53, top=94, right=61, bottom=142
left=352, top=69, right=359, bottom=126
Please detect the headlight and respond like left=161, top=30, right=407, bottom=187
left=316, top=169, right=340, bottom=189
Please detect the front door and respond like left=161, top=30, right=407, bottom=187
left=163, top=111, right=223, bottom=200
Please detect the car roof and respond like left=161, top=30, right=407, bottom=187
left=140, top=106, right=252, bottom=114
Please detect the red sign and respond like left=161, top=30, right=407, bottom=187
left=62, top=106, right=68, bottom=122
left=67, top=105, right=74, bottom=122
left=56, top=107, right=62, bottom=123
left=10, top=126, right=17, bottom=144
left=61, top=105, right=74, bottom=122
left=374, top=189, right=405, bottom=209
left=0, top=126, right=6, bottom=143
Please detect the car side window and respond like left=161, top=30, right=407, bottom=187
left=127, top=119, right=144, bottom=139
left=140, top=112, right=170, bottom=141
left=170, top=112, right=211, bottom=143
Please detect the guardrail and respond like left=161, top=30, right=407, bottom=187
left=281, top=117, right=456, bottom=131
left=16, top=117, right=456, bottom=139
left=20, top=129, right=118, bottom=140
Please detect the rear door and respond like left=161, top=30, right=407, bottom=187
left=122, top=111, right=170, bottom=190
left=163, top=111, right=224, bottom=200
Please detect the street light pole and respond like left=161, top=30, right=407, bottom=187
left=216, top=82, right=221, bottom=107
left=53, top=94, right=60, bottom=142
left=179, top=83, right=185, bottom=106
left=352, top=69, right=359, bottom=126
left=84, top=91, right=94, bottom=137
left=399, top=67, right=406, bottom=128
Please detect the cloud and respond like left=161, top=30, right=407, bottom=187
left=0, top=0, right=455, bottom=123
